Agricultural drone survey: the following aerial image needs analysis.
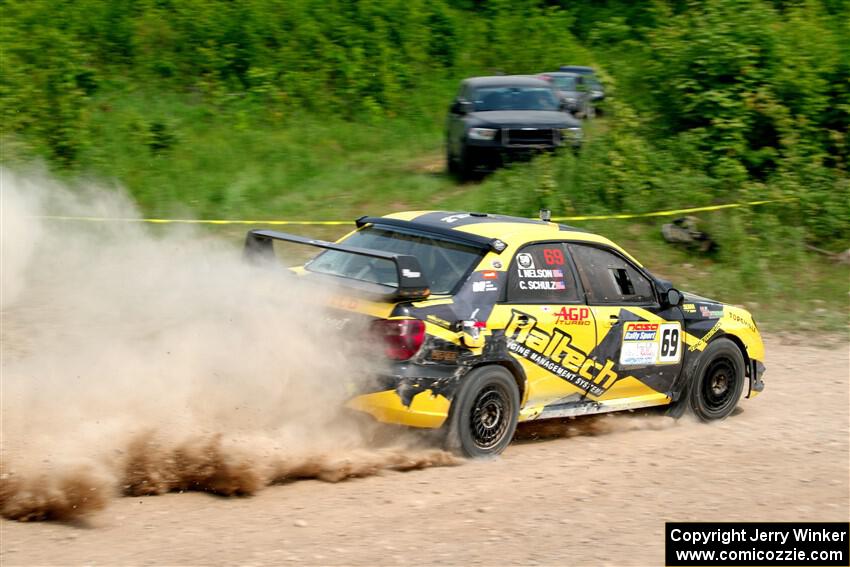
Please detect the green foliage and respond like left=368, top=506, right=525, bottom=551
left=0, top=0, right=847, bottom=255
left=573, top=0, right=849, bottom=243
left=0, top=0, right=592, bottom=123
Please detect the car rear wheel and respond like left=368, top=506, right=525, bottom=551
left=677, top=338, right=745, bottom=421
left=445, top=366, right=519, bottom=458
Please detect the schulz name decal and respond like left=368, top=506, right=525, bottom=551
left=505, top=309, right=620, bottom=397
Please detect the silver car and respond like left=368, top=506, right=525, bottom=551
left=538, top=72, right=594, bottom=118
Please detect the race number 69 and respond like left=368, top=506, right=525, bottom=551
left=658, top=324, right=682, bottom=363
left=543, top=248, right=565, bottom=265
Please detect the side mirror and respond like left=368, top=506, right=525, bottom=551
left=664, top=288, right=683, bottom=308
left=453, top=100, right=474, bottom=114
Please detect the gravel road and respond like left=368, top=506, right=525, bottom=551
left=1, top=335, right=848, bottom=566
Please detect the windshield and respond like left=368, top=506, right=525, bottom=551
left=472, top=86, right=560, bottom=112
left=550, top=76, right=578, bottom=90
left=586, top=78, right=602, bottom=90
left=305, top=227, right=483, bottom=294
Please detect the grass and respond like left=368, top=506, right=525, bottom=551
left=4, top=87, right=848, bottom=333
left=43, top=89, right=460, bottom=221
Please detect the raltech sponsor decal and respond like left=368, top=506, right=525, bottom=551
left=505, top=309, right=619, bottom=397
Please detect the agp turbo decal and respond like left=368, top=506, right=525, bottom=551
left=620, top=322, right=682, bottom=365
left=553, top=306, right=591, bottom=326
left=505, top=309, right=619, bottom=397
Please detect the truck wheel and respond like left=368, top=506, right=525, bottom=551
left=446, top=147, right=459, bottom=176
left=672, top=338, right=745, bottom=421
left=453, top=145, right=477, bottom=181
left=445, top=366, right=519, bottom=458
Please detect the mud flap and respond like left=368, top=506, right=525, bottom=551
left=746, top=360, right=766, bottom=399
left=665, top=356, right=699, bottom=419
left=665, top=379, right=691, bottom=419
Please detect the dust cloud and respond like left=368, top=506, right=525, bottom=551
left=0, top=167, right=455, bottom=522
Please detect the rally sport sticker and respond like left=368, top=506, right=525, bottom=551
left=619, top=321, right=682, bottom=366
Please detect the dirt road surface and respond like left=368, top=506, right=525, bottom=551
left=1, top=335, right=848, bottom=566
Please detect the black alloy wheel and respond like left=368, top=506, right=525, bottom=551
left=446, top=366, right=519, bottom=458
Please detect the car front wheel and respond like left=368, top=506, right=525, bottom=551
left=445, top=366, right=519, bottom=458
left=684, top=338, right=745, bottom=421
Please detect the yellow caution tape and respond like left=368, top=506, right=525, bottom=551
left=37, top=216, right=352, bottom=225
left=550, top=197, right=796, bottom=221
left=36, top=197, right=794, bottom=225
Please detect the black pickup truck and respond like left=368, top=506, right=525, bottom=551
left=446, top=75, right=583, bottom=178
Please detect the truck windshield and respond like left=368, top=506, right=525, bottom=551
left=305, top=227, right=483, bottom=294
left=472, top=86, right=560, bottom=111
left=550, top=76, right=578, bottom=90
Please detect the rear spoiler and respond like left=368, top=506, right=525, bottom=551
left=243, top=229, right=431, bottom=300
left=355, top=216, right=507, bottom=253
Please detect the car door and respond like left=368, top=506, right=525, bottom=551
left=488, top=242, right=602, bottom=420
left=567, top=243, right=684, bottom=403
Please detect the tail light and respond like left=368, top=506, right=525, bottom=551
left=372, top=319, right=426, bottom=361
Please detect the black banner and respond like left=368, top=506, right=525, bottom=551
left=666, top=522, right=849, bottom=566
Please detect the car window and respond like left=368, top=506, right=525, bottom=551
left=306, top=227, right=483, bottom=294
left=471, top=87, right=560, bottom=112
left=506, top=243, right=580, bottom=303
left=568, top=244, right=654, bottom=304
left=551, top=76, right=577, bottom=90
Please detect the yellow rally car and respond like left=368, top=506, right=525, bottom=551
left=245, top=211, right=765, bottom=457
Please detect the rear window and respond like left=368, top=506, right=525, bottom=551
left=506, top=243, right=580, bottom=303
left=305, top=227, right=483, bottom=294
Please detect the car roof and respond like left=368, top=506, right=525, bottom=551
left=541, top=72, right=582, bottom=79
left=375, top=211, right=641, bottom=265
left=463, top=75, right=552, bottom=88
left=559, top=65, right=595, bottom=73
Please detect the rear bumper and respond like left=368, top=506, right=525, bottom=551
left=345, top=388, right=450, bottom=428
left=346, top=363, right=463, bottom=429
